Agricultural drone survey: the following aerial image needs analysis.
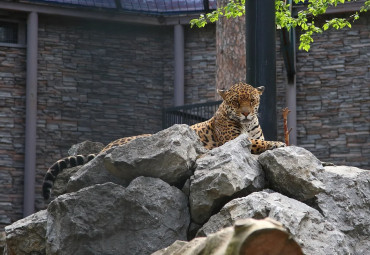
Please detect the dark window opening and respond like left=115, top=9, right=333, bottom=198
left=0, top=21, right=18, bottom=44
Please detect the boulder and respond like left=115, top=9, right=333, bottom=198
left=51, top=166, right=82, bottom=197
left=5, top=128, right=369, bottom=255
left=52, top=140, right=107, bottom=198
left=258, top=146, right=324, bottom=201
left=0, top=231, right=5, bottom=255
left=46, top=178, right=189, bottom=255
left=66, top=153, right=127, bottom=194
left=197, top=191, right=351, bottom=255
left=190, top=134, right=264, bottom=224
left=4, top=210, right=47, bottom=255
left=67, top=140, right=105, bottom=156
left=104, top=124, right=206, bottom=186
left=181, top=179, right=191, bottom=197
left=152, top=218, right=303, bottom=255
left=315, top=165, right=370, bottom=254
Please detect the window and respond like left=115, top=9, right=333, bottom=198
left=0, top=20, right=26, bottom=47
left=0, top=21, right=18, bottom=43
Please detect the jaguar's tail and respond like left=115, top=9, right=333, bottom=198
left=42, top=154, right=96, bottom=200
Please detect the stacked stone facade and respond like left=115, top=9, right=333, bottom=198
left=0, top=15, right=216, bottom=230
left=293, top=14, right=370, bottom=168
left=0, top=47, right=26, bottom=228
left=0, top=9, right=369, bottom=231
left=35, top=19, right=174, bottom=216
left=184, top=25, right=217, bottom=104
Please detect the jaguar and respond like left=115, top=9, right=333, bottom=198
left=42, top=82, right=285, bottom=199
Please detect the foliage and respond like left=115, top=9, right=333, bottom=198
left=190, top=0, right=370, bottom=51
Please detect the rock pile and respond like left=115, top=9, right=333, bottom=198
left=3, top=124, right=370, bottom=255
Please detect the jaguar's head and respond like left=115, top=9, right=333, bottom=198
left=217, top=82, right=264, bottom=122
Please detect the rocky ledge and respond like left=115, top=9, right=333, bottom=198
left=3, top=124, right=370, bottom=255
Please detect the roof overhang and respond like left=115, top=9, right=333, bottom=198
left=0, top=1, right=203, bottom=25
left=293, top=1, right=366, bottom=15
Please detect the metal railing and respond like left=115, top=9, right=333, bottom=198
left=162, top=100, right=222, bottom=129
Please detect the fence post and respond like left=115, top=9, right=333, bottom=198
left=174, top=24, right=184, bottom=106
left=245, top=0, right=277, bottom=140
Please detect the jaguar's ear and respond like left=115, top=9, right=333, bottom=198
left=217, top=88, right=228, bottom=100
left=256, top=86, right=265, bottom=95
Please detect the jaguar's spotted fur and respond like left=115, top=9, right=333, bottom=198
left=42, top=83, right=285, bottom=199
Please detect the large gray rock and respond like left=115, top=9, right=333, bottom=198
left=66, top=153, right=128, bottom=194
left=197, top=191, right=351, bottom=255
left=190, top=134, right=265, bottom=224
left=0, top=232, right=5, bottom=255
left=0, top=231, right=5, bottom=255
left=52, top=166, right=82, bottom=197
left=4, top=210, right=47, bottom=255
left=258, top=146, right=324, bottom=201
left=46, top=178, right=189, bottom=255
left=67, top=140, right=105, bottom=156
left=315, top=166, right=370, bottom=254
left=104, top=124, right=206, bottom=186
left=52, top=140, right=106, bottom=198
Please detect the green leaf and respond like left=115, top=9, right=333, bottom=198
left=190, top=0, right=368, bottom=51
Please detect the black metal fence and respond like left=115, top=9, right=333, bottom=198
left=162, top=100, right=222, bottom=129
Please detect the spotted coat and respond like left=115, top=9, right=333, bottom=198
left=42, top=83, right=285, bottom=200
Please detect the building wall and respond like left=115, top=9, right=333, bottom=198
left=34, top=18, right=174, bottom=212
left=293, top=13, right=370, bottom=168
left=184, top=25, right=217, bottom=104
left=0, top=46, right=26, bottom=228
left=0, top=15, right=217, bottom=230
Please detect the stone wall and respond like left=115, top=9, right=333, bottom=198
left=0, top=15, right=217, bottom=231
left=184, top=25, right=217, bottom=104
left=293, top=14, right=369, bottom=168
left=34, top=17, right=174, bottom=213
left=0, top=46, right=26, bottom=230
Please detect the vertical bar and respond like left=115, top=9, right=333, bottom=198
left=246, top=0, right=277, bottom=140
left=174, top=24, right=184, bottom=106
left=286, top=76, right=297, bottom=145
left=114, top=0, right=122, bottom=9
left=286, top=19, right=297, bottom=145
left=162, top=108, right=166, bottom=129
left=203, top=0, right=210, bottom=13
left=287, top=0, right=297, bottom=145
left=24, top=12, right=38, bottom=217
